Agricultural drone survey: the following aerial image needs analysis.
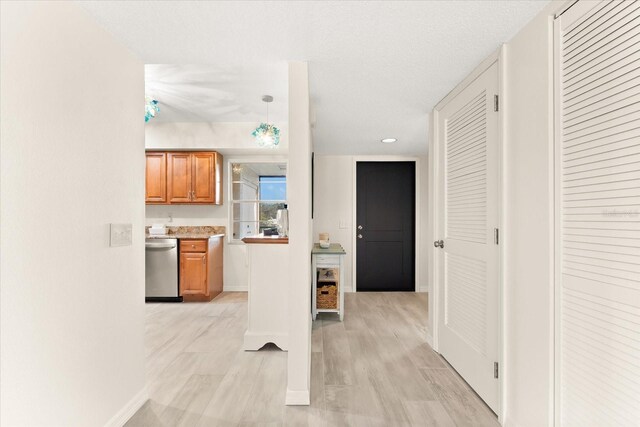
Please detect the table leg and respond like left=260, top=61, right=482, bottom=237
left=312, top=257, right=317, bottom=321
left=339, top=255, right=345, bottom=321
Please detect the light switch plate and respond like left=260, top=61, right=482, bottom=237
left=110, top=223, right=132, bottom=247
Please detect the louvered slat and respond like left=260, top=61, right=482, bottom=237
left=558, top=1, right=640, bottom=424
left=446, top=91, right=487, bottom=244
left=445, top=253, right=487, bottom=354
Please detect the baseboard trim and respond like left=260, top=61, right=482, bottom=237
left=425, top=333, right=434, bottom=348
left=243, top=331, right=288, bottom=351
left=223, top=285, right=248, bottom=292
left=104, top=387, right=148, bottom=427
left=285, top=389, right=310, bottom=406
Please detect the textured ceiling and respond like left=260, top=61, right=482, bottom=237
left=79, top=0, right=549, bottom=155
left=145, top=64, right=288, bottom=123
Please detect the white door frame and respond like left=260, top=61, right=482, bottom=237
left=429, top=46, right=505, bottom=421
left=351, top=156, right=421, bottom=293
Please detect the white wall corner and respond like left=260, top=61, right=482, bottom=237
left=286, top=60, right=312, bottom=405
left=103, top=388, right=148, bottom=427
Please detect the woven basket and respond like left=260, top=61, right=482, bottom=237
left=317, top=283, right=338, bottom=309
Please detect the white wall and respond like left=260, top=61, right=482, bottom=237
left=313, top=156, right=355, bottom=289
left=145, top=124, right=287, bottom=291
left=503, top=2, right=559, bottom=426
left=286, top=61, right=313, bottom=405
left=0, top=2, right=147, bottom=426
left=146, top=121, right=288, bottom=152
left=313, top=155, right=429, bottom=293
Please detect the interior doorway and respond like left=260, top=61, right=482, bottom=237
left=355, top=161, right=416, bottom=292
left=433, top=59, right=501, bottom=413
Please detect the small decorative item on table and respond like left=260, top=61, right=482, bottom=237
left=319, top=232, right=330, bottom=249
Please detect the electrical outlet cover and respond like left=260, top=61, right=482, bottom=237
left=110, top=223, right=132, bottom=247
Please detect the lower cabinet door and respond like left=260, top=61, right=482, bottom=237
left=180, top=252, right=208, bottom=298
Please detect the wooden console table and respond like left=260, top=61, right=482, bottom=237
left=312, top=243, right=346, bottom=321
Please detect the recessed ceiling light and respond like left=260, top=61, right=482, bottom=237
left=381, top=138, right=397, bottom=144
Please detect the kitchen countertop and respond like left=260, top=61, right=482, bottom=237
left=242, top=235, right=289, bottom=244
left=146, top=233, right=225, bottom=240
left=145, top=225, right=225, bottom=240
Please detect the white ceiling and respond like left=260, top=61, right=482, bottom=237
left=145, top=64, right=288, bottom=123
left=79, top=0, right=549, bottom=155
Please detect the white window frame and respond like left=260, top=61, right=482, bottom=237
left=227, top=157, right=288, bottom=244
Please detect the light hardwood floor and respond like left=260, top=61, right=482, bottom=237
left=126, top=292, right=499, bottom=426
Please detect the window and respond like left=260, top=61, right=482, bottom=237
left=230, top=162, right=287, bottom=241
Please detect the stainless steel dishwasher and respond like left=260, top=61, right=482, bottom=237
left=145, top=238, right=181, bottom=302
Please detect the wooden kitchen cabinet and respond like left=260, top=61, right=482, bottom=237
left=167, top=152, right=193, bottom=203
left=192, top=152, right=216, bottom=203
left=146, top=151, right=223, bottom=205
left=180, top=252, right=207, bottom=298
left=145, top=152, right=167, bottom=203
left=179, top=237, right=224, bottom=302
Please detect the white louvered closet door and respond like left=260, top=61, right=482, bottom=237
left=437, top=62, right=500, bottom=412
left=555, top=1, right=640, bottom=425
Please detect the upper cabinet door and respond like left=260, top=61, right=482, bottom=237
left=191, top=152, right=215, bottom=203
left=145, top=152, right=167, bottom=203
left=167, top=152, right=192, bottom=203
left=213, top=152, right=223, bottom=205
left=146, top=151, right=223, bottom=205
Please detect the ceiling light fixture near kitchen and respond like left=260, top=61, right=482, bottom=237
left=252, top=95, right=280, bottom=148
left=145, top=95, right=160, bottom=122
left=381, top=138, right=397, bottom=144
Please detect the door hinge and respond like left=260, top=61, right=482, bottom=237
left=494, top=95, right=499, bottom=112
left=494, top=362, right=499, bottom=379
left=494, top=228, right=499, bottom=245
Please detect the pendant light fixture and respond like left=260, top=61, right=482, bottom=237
left=252, top=95, right=280, bottom=148
left=145, top=96, right=160, bottom=122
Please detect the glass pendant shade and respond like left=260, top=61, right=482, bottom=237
left=252, top=123, right=280, bottom=148
left=253, top=95, right=280, bottom=148
left=145, top=96, right=160, bottom=122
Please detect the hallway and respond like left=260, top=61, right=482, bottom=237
left=126, top=292, right=498, bottom=426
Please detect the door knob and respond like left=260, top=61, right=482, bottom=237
left=433, top=240, right=444, bottom=248
left=357, top=225, right=363, bottom=230
left=357, top=234, right=363, bottom=239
